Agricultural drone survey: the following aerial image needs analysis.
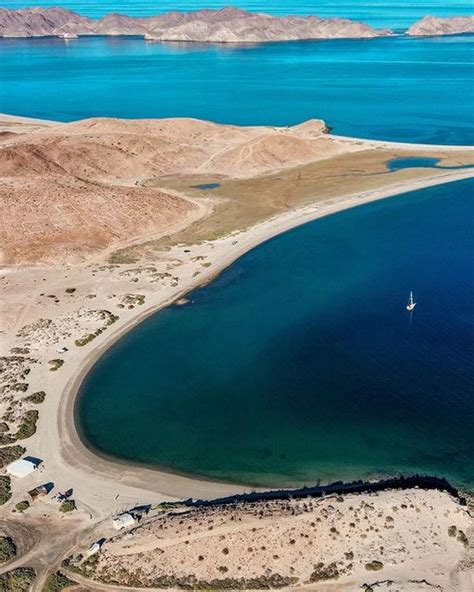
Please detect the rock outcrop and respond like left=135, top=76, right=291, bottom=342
left=407, top=15, right=474, bottom=37
left=0, top=6, right=391, bottom=42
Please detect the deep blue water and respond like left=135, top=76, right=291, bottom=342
left=1, top=34, right=473, bottom=144
left=4, top=1, right=473, bottom=29
left=78, top=179, right=474, bottom=490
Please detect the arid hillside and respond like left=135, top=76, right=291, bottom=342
left=0, top=115, right=353, bottom=264
left=1, top=115, right=473, bottom=265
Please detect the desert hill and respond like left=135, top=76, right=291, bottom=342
left=0, top=115, right=348, bottom=263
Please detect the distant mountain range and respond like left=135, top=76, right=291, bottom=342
left=0, top=7, right=472, bottom=42
left=0, top=6, right=389, bottom=41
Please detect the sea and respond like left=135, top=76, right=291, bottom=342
left=1, top=33, right=473, bottom=144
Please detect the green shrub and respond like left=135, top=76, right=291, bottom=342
left=0, top=536, right=16, bottom=564
left=0, top=476, right=11, bottom=506
left=457, top=530, right=469, bottom=548
left=15, top=501, right=30, bottom=512
left=309, top=562, right=339, bottom=582
left=25, top=391, right=46, bottom=404
left=43, top=571, right=75, bottom=591
left=0, top=434, right=17, bottom=446
left=48, top=359, right=64, bottom=371
left=75, top=333, right=96, bottom=347
left=15, top=410, right=39, bottom=440
left=365, top=560, right=384, bottom=571
left=0, top=567, right=35, bottom=591
left=59, top=500, right=76, bottom=513
left=0, top=445, right=25, bottom=468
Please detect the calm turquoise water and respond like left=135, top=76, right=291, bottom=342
left=4, top=1, right=473, bottom=29
left=1, top=34, right=473, bottom=144
left=77, top=179, right=474, bottom=490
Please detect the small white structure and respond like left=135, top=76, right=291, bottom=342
left=112, top=512, right=136, bottom=530
left=86, top=542, right=101, bottom=557
left=56, top=347, right=68, bottom=354
left=6, top=458, right=40, bottom=478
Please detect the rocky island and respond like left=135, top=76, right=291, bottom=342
left=408, top=15, right=474, bottom=37
left=0, top=6, right=391, bottom=42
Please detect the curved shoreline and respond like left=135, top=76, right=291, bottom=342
left=48, top=169, right=474, bottom=511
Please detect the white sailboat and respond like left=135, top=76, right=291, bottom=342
left=406, top=291, right=416, bottom=312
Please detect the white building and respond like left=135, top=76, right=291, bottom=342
left=112, top=512, right=136, bottom=530
left=86, top=542, right=101, bottom=557
left=6, top=458, right=41, bottom=478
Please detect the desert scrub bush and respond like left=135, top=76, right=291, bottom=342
left=75, top=333, right=97, bottom=347
left=0, top=445, right=25, bottom=468
left=108, top=250, right=138, bottom=265
left=0, top=434, right=17, bottom=446
left=365, top=560, right=384, bottom=571
left=104, top=312, right=119, bottom=326
left=0, top=567, right=35, bottom=591
left=59, top=500, right=76, bottom=513
left=15, top=500, right=30, bottom=512
left=65, top=288, right=76, bottom=294
left=43, top=571, right=75, bottom=591
left=457, top=530, right=469, bottom=548
left=448, top=525, right=458, bottom=537
left=309, top=562, right=339, bottom=582
left=48, top=359, right=64, bottom=371
left=0, top=536, right=16, bottom=564
left=25, top=391, right=46, bottom=404
left=0, top=476, right=12, bottom=506
left=15, top=410, right=39, bottom=440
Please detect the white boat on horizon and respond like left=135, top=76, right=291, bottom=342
left=406, top=291, right=417, bottom=312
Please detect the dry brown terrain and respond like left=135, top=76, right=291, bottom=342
left=0, top=7, right=390, bottom=41
left=1, top=115, right=473, bottom=265
left=64, top=489, right=473, bottom=592
left=408, top=15, right=474, bottom=36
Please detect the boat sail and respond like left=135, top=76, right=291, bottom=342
left=406, top=291, right=416, bottom=312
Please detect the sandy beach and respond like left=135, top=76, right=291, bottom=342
left=1, top=113, right=473, bottom=588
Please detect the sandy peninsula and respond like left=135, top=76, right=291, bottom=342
left=0, top=114, right=473, bottom=590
